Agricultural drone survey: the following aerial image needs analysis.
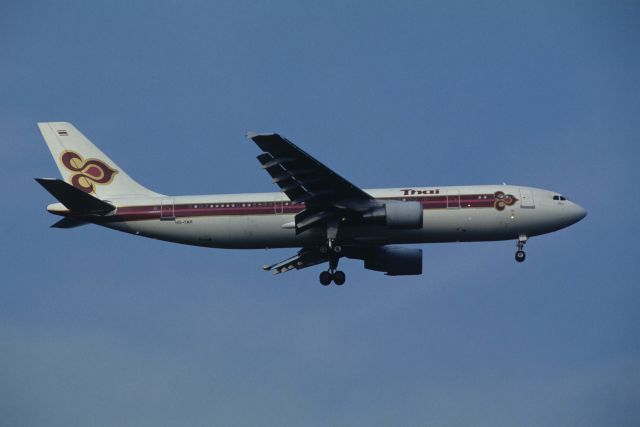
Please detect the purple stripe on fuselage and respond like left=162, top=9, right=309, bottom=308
left=100, top=194, right=502, bottom=223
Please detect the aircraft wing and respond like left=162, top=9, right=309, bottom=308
left=247, top=133, right=373, bottom=206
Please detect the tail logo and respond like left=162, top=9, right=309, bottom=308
left=60, top=151, right=118, bottom=194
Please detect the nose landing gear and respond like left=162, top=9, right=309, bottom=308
left=515, top=235, right=527, bottom=262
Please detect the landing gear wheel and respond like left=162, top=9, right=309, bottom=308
left=319, top=245, right=329, bottom=254
left=515, top=250, right=526, bottom=262
left=319, top=271, right=332, bottom=286
left=333, top=271, right=346, bottom=285
left=332, top=245, right=342, bottom=254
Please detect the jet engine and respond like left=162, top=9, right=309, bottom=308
left=362, top=201, right=423, bottom=229
left=363, top=246, right=423, bottom=276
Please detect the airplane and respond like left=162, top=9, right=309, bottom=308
left=36, top=122, right=587, bottom=286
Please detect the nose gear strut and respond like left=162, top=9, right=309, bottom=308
left=515, top=234, right=527, bottom=262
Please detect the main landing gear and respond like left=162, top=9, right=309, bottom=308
left=319, top=270, right=346, bottom=286
left=319, top=245, right=346, bottom=286
left=515, top=234, right=527, bottom=263
left=319, top=242, right=342, bottom=254
left=319, top=218, right=347, bottom=286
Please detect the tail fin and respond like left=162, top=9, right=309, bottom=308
left=37, top=122, right=161, bottom=198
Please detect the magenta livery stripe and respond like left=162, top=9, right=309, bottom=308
left=95, top=192, right=517, bottom=223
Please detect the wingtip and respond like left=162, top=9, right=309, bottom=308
left=37, top=121, right=72, bottom=128
left=246, top=131, right=278, bottom=140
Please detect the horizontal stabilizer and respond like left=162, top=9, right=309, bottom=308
left=51, top=217, right=90, bottom=229
left=36, top=178, right=115, bottom=214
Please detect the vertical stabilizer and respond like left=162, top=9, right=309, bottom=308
left=37, top=122, right=161, bottom=198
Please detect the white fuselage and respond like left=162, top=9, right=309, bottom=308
left=54, top=185, right=585, bottom=249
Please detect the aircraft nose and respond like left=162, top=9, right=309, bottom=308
left=577, top=204, right=587, bottom=221
left=568, top=203, right=587, bottom=224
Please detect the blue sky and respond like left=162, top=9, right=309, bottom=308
left=1, top=1, right=639, bottom=426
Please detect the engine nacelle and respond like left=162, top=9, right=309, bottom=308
left=362, top=201, right=423, bottom=229
left=364, top=247, right=423, bottom=276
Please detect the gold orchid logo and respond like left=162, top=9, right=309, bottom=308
left=60, top=151, right=118, bottom=194
left=494, top=191, right=518, bottom=211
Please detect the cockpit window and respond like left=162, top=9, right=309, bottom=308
left=553, top=195, right=568, bottom=201
left=560, top=196, right=566, bottom=201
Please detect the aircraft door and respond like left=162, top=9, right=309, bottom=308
left=160, top=198, right=175, bottom=220
left=446, top=190, right=460, bottom=208
left=519, top=189, right=535, bottom=208
left=274, top=197, right=284, bottom=214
